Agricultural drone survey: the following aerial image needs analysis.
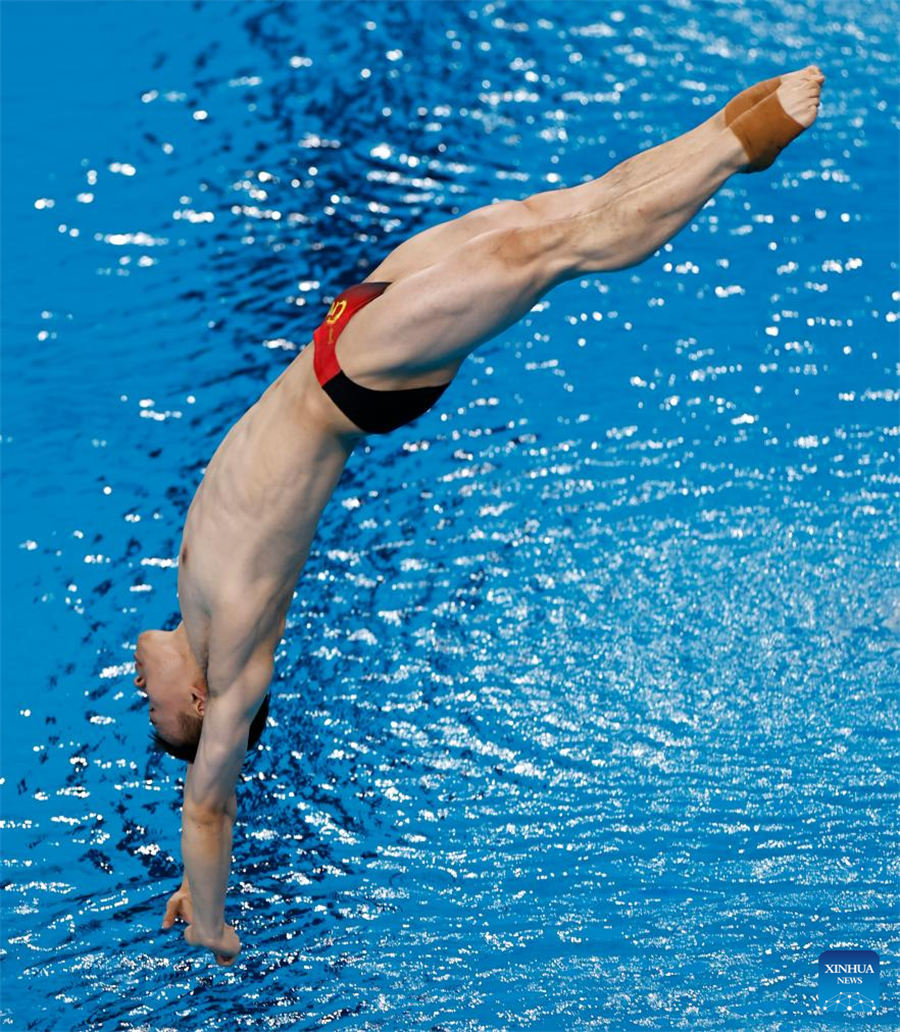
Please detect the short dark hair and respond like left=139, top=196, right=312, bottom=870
left=149, top=693, right=271, bottom=764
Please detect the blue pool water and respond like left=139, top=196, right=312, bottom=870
left=1, top=1, right=898, bottom=1029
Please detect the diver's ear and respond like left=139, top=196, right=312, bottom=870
left=191, top=683, right=208, bottom=718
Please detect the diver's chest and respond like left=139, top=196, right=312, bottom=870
left=176, top=544, right=211, bottom=672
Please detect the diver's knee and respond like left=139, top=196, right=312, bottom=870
left=480, top=198, right=538, bottom=232
left=484, top=221, right=574, bottom=283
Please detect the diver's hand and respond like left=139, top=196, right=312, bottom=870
left=183, top=921, right=242, bottom=966
left=161, top=881, right=194, bottom=930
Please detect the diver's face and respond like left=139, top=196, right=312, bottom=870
left=134, top=630, right=197, bottom=743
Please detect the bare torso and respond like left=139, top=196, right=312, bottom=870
left=175, top=342, right=364, bottom=679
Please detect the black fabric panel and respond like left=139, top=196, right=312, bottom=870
left=322, top=370, right=450, bottom=435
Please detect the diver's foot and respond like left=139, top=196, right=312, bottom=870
left=724, top=74, right=782, bottom=125
left=726, top=65, right=824, bottom=173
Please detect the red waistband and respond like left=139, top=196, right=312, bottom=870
left=312, top=281, right=390, bottom=386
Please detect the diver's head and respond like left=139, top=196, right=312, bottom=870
left=135, top=625, right=207, bottom=761
left=135, top=623, right=271, bottom=764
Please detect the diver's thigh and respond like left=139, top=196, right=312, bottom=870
left=364, top=199, right=535, bottom=284
left=338, top=221, right=568, bottom=385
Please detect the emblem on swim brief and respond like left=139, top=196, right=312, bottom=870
left=326, top=299, right=347, bottom=324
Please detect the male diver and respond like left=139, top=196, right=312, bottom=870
left=134, top=67, right=824, bottom=964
